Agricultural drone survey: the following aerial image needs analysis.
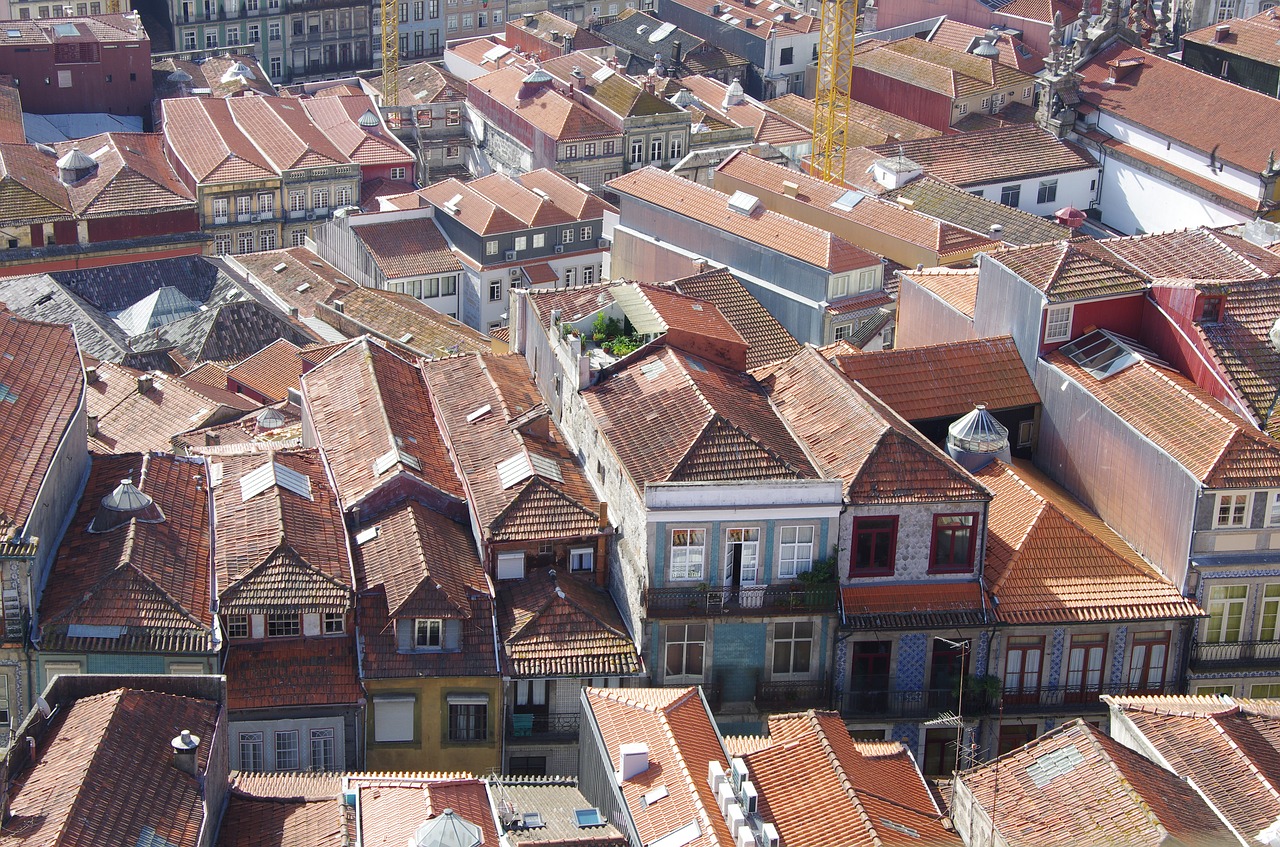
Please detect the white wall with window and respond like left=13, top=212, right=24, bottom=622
left=964, top=167, right=1099, bottom=218
left=231, top=718, right=346, bottom=771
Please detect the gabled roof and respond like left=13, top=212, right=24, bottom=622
left=857, top=36, right=1036, bottom=97
left=352, top=217, right=463, bottom=279
left=541, top=54, right=683, bottom=119
left=880, top=176, right=1071, bottom=246
left=1106, top=694, right=1280, bottom=842
left=0, top=82, right=23, bottom=144
left=0, top=274, right=130, bottom=361
left=226, top=338, right=308, bottom=402
left=608, top=166, right=880, bottom=274
left=1078, top=41, right=1280, bottom=174
left=219, top=772, right=346, bottom=847
left=416, top=168, right=613, bottom=235
left=831, top=336, right=1038, bottom=421
left=350, top=774, right=501, bottom=847
left=367, top=59, right=468, bottom=109
left=1102, top=226, right=1280, bottom=279
left=766, top=92, right=940, bottom=146
left=224, top=636, right=362, bottom=711
left=978, top=460, right=1201, bottom=624
left=926, top=19, right=1045, bottom=73
left=756, top=346, right=990, bottom=504
left=40, top=453, right=214, bottom=653
left=1045, top=348, right=1280, bottom=488
left=584, top=344, right=817, bottom=486
left=469, top=66, right=621, bottom=142
left=423, top=353, right=602, bottom=543
left=662, top=0, right=820, bottom=35
left=1195, top=278, right=1280, bottom=437
left=675, top=76, right=811, bottom=146
left=1184, top=9, right=1280, bottom=64
left=582, top=687, right=734, bottom=847
left=54, top=132, right=197, bottom=218
left=659, top=268, right=800, bottom=369
left=162, top=97, right=277, bottom=184
left=319, top=285, right=491, bottom=360
left=745, top=710, right=958, bottom=847
left=301, top=338, right=465, bottom=510
left=0, top=13, right=148, bottom=45
left=129, top=297, right=319, bottom=366
left=990, top=237, right=1149, bottom=302
left=959, top=719, right=1236, bottom=847
left=6, top=687, right=219, bottom=847
left=840, top=581, right=988, bottom=630
left=301, top=94, right=416, bottom=168
left=230, top=247, right=356, bottom=320
left=496, top=568, right=640, bottom=677
left=211, top=449, right=351, bottom=612
left=153, top=54, right=277, bottom=100
left=0, top=312, right=82, bottom=535
left=866, top=124, right=1096, bottom=188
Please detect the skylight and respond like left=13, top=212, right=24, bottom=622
left=1026, top=744, right=1085, bottom=788
left=592, top=66, right=615, bottom=83
left=466, top=404, right=492, bottom=423
left=575, top=809, right=606, bottom=828
left=374, top=448, right=421, bottom=475
left=649, top=21, right=677, bottom=41
left=355, top=525, right=380, bottom=545
left=831, top=189, right=866, bottom=212
left=0, top=383, right=17, bottom=404
left=496, top=451, right=563, bottom=488
left=639, top=358, right=667, bottom=380
left=880, top=819, right=921, bottom=839
left=727, top=190, right=761, bottom=215
left=239, top=460, right=313, bottom=502
left=642, top=785, right=669, bottom=807
left=1057, top=329, right=1164, bottom=380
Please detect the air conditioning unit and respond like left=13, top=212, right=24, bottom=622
left=554, top=244, right=565, bottom=254
left=509, top=267, right=522, bottom=279
left=735, top=827, right=754, bottom=847
left=761, top=824, right=779, bottom=847
left=305, top=211, right=316, bottom=220
left=505, top=250, right=517, bottom=261
left=730, top=758, right=748, bottom=792
left=598, top=237, right=610, bottom=249
left=741, top=781, right=758, bottom=815
left=250, top=214, right=261, bottom=223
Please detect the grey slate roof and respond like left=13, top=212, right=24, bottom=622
left=50, top=255, right=220, bottom=311
left=882, top=176, right=1071, bottom=247
left=131, top=298, right=318, bottom=364
left=0, top=273, right=131, bottom=361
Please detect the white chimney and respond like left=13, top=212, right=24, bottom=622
left=620, top=742, right=650, bottom=780
left=171, top=729, right=201, bottom=776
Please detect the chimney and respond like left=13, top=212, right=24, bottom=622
left=672, top=39, right=683, bottom=62
left=84, top=365, right=99, bottom=384
left=136, top=373, right=154, bottom=394
left=523, top=11, right=536, bottom=26
left=564, top=33, right=574, bottom=52
left=620, top=742, right=650, bottom=780
left=781, top=180, right=799, bottom=197
left=289, top=306, right=299, bottom=318
left=692, top=256, right=709, bottom=274
left=598, top=501, right=609, bottom=531
left=86, top=414, right=98, bottom=436
left=205, top=431, right=221, bottom=446
left=171, top=729, right=201, bottom=776
left=710, top=2, right=722, bottom=13
left=1215, top=22, right=1230, bottom=40
left=333, top=299, right=345, bottom=313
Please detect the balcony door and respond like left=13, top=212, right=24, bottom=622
left=847, top=641, right=891, bottom=714
left=1127, top=631, right=1169, bottom=693
left=723, top=527, right=759, bottom=588
left=1065, top=633, right=1107, bottom=703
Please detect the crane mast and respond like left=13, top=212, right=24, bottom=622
left=812, top=0, right=858, bottom=183
left=381, top=0, right=400, bottom=108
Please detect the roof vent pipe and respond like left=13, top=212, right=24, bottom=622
left=171, top=729, right=201, bottom=776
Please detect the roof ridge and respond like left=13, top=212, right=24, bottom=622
left=51, top=688, right=125, bottom=847
left=1087, top=727, right=1172, bottom=843
left=657, top=694, right=728, bottom=847
left=808, top=714, right=886, bottom=847
left=1207, top=713, right=1280, bottom=806
left=986, top=464, right=1048, bottom=593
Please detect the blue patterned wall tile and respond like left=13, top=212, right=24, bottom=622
left=1110, top=626, right=1128, bottom=687
left=1048, top=628, right=1065, bottom=688
left=896, top=633, right=927, bottom=691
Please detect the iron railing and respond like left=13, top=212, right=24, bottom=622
left=506, top=710, right=580, bottom=742
left=838, top=682, right=1182, bottom=719
left=1190, top=640, right=1280, bottom=670
left=644, top=585, right=837, bottom=617
left=755, top=678, right=831, bottom=711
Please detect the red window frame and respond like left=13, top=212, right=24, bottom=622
left=928, top=513, right=978, bottom=573
left=1127, top=631, right=1170, bottom=693
left=849, top=516, right=898, bottom=577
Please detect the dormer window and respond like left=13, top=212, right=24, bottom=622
left=416, top=618, right=443, bottom=649
left=1198, top=295, right=1224, bottom=323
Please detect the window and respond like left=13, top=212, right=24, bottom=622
left=664, top=623, right=705, bottom=678
left=509, top=755, right=547, bottom=775
left=585, top=142, right=596, bottom=157
left=489, top=279, right=503, bottom=301
left=1022, top=85, right=1033, bottom=98
left=772, top=621, right=813, bottom=675
left=310, top=728, right=335, bottom=770
left=336, top=186, right=351, bottom=207
left=183, top=30, right=197, bottom=49
left=239, top=732, right=264, bottom=771
left=851, top=517, right=897, bottom=576
left=257, top=193, right=274, bottom=217
left=398, top=1, right=408, bottom=19
left=274, top=730, right=299, bottom=770
left=446, top=145, right=460, bottom=159
left=390, top=166, right=407, bottom=181
left=570, top=548, right=594, bottom=571
left=833, top=323, right=854, bottom=342
left=514, top=235, right=527, bottom=251
left=1217, top=0, right=1234, bottom=21
left=312, top=189, right=329, bottom=210
left=447, top=695, right=488, bottom=741
left=669, top=529, right=706, bottom=581
left=1260, top=584, right=1280, bottom=641
left=206, top=31, right=218, bottom=47
left=248, top=23, right=258, bottom=41
left=929, top=514, right=977, bottom=572
left=565, top=144, right=578, bottom=159
left=580, top=225, right=592, bottom=241
left=226, top=614, right=249, bottom=638
left=291, top=230, right=307, bottom=247
left=630, top=138, right=644, bottom=163
left=416, top=618, right=443, bottom=649
left=227, top=27, right=240, bottom=45
left=445, top=107, right=460, bottom=126
left=533, top=233, right=545, bottom=248
left=1196, top=684, right=1236, bottom=696
left=604, top=140, right=615, bottom=155
left=1017, top=420, right=1034, bottom=448
left=447, top=13, right=457, bottom=29
left=829, top=274, right=851, bottom=299
left=562, top=228, right=576, bottom=244
left=1206, top=585, right=1248, bottom=643
left=1037, top=179, right=1058, bottom=204
left=1128, top=631, right=1169, bottom=692
left=583, top=266, right=595, bottom=285
left=486, top=240, right=498, bottom=256
left=957, top=102, right=969, bottom=116
left=779, top=46, right=794, bottom=65
left=212, top=197, right=229, bottom=222
left=999, top=184, right=1021, bottom=207
left=324, top=612, right=344, bottom=633
left=237, top=231, right=255, bottom=254
left=267, top=612, right=299, bottom=637
left=374, top=695, right=415, bottom=742
left=1252, top=683, right=1280, bottom=698
left=215, top=234, right=232, bottom=254
left=1065, top=633, right=1106, bottom=702
left=414, top=0, right=424, bottom=17
left=462, top=12, right=472, bottom=27
left=259, top=230, right=276, bottom=251
left=0, top=675, right=9, bottom=731
left=237, top=195, right=252, bottom=219
left=650, top=137, right=663, bottom=161
left=1215, top=492, right=1250, bottom=528
left=724, top=527, right=760, bottom=586
left=1043, top=304, right=1072, bottom=343
left=1004, top=636, right=1044, bottom=704
left=290, top=191, right=305, bottom=212
left=1199, top=296, right=1224, bottom=323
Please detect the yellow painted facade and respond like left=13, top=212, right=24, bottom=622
left=364, top=674, right=503, bottom=774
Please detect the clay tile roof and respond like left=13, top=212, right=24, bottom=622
left=926, top=20, right=1045, bottom=73
left=976, top=460, right=1201, bottom=624
left=492, top=776, right=628, bottom=846
left=469, top=66, right=621, bottom=142
left=585, top=345, right=817, bottom=486
left=301, top=338, right=465, bottom=509
left=229, top=770, right=345, bottom=799
left=960, top=719, right=1236, bottom=847
left=211, top=448, right=351, bottom=611
left=219, top=783, right=346, bottom=847
left=868, top=124, right=1096, bottom=187
left=745, top=710, right=958, bottom=847
left=858, top=37, right=1036, bottom=98
left=353, top=217, right=463, bottom=279
left=351, top=776, right=500, bottom=847
left=1078, top=42, right=1280, bottom=173
left=162, top=97, right=277, bottom=184
left=658, top=268, right=799, bottom=369
left=662, top=0, right=820, bottom=33
left=880, top=176, right=1071, bottom=247
left=326, top=286, right=491, bottom=360
left=0, top=83, right=23, bottom=144
left=357, top=578, right=499, bottom=681
left=48, top=132, right=196, bottom=218
left=898, top=267, right=980, bottom=320
left=1102, top=226, right=1280, bottom=279
left=832, top=336, right=1038, bottom=421
left=227, top=338, right=308, bottom=402
left=990, top=237, right=1149, bottom=302
left=675, top=76, right=811, bottom=146
left=583, top=687, right=733, bottom=847
left=756, top=346, right=990, bottom=504
left=1046, top=348, right=1280, bottom=487
left=231, top=248, right=356, bottom=320
left=7, top=687, right=220, bottom=847
left=0, top=313, right=82, bottom=533
left=1184, top=9, right=1280, bottom=63
left=765, top=93, right=940, bottom=146
left=1194, top=278, right=1280, bottom=437
left=184, top=361, right=229, bottom=390
left=174, top=398, right=303, bottom=456
left=497, top=569, right=640, bottom=677
left=39, top=452, right=214, bottom=654
left=224, top=635, right=362, bottom=711
left=423, top=353, right=602, bottom=543
left=526, top=282, right=616, bottom=329
left=608, top=167, right=880, bottom=274
left=367, top=59, right=468, bottom=109
left=840, top=581, right=988, bottom=630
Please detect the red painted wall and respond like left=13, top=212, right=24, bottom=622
left=0, top=242, right=204, bottom=277
left=1039, top=294, right=1146, bottom=355
left=1, top=38, right=154, bottom=118
left=88, top=209, right=200, bottom=241
left=850, top=68, right=954, bottom=132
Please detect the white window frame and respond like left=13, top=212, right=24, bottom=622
left=771, top=620, right=814, bottom=677
left=779, top=525, right=815, bottom=578
left=1260, top=583, right=1280, bottom=641
left=310, top=727, right=336, bottom=770
left=570, top=547, right=594, bottom=572
left=1266, top=491, right=1280, bottom=527
left=373, top=695, right=415, bottom=743
left=274, top=729, right=300, bottom=770
left=1214, top=492, right=1251, bottom=529
left=416, top=618, right=443, bottom=649
left=1043, top=304, right=1073, bottom=343
left=1205, top=584, right=1248, bottom=644
left=669, top=528, right=706, bottom=581
left=724, top=527, right=760, bottom=585
left=239, top=731, right=264, bottom=771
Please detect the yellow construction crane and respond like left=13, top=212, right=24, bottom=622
left=381, top=0, right=400, bottom=109
left=811, top=0, right=858, bottom=183
left=105, top=0, right=120, bottom=13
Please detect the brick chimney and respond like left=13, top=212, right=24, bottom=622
left=136, top=373, right=154, bottom=394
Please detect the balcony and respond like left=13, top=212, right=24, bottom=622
left=755, top=677, right=830, bottom=711
left=644, top=584, right=837, bottom=618
left=1190, top=640, right=1280, bottom=671
left=506, top=710, right=580, bottom=742
left=837, top=682, right=1182, bottom=720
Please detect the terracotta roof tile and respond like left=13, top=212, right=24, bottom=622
left=302, top=94, right=417, bottom=169
left=1046, top=349, right=1280, bottom=487
left=841, top=581, right=988, bottom=630
left=609, top=167, right=880, bottom=274
left=0, top=313, right=82, bottom=532
left=153, top=54, right=277, bottom=100
left=469, top=67, right=622, bottom=142
left=867, top=124, right=1095, bottom=188
left=497, top=569, right=640, bottom=677
left=323, top=286, right=490, bottom=360
left=219, top=788, right=345, bottom=847
left=926, top=20, right=1045, bottom=73
left=832, top=336, right=1038, bottom=421
left=174, top=399, right=303, bottom=456
left=367, top=59, right=468, bottom=109
left=899, top=267, right=980, bottom=319
left=585, top=344, right=817, bottom=485
left=161, top=97, right=277, bottom=184
left=224, top=635, right=362, bottom=711
left=584, top=687, right=734, bottom=847
left=765, top=92, right=940, bottom=146
left=39, top=452, right=214, bottom=652
left=7, top=687, right=220, bottom=847
left=301, top=338, right=465, bottom=509
left=353, top=217, right=463, bottom=279
left=756, top=346, right=990, bottom=504
left=990, top=237, right=1148, bottom=302
left=858, top=37, right=1037, bottom=98
left=231, top=248, right=356, bottom=320
left=977, top=460, right=1201, bottom=624
left=959, top=719, right=1236, bottom=847
left=674, top=76, right=811, bottom=146
left=0, top=83, right=23, bottom=144
left=227, top=339, right=308, bottom=402
left=229, top=771, right=344, bottom=799
left=1078, top=42, right=1280, bottom=173
left=659, top=268, right=800, bottom=369
left=1184, top=9, right=1280, bottom=64
left=663, top=0, right=819, bottom=32
left=1195, top=278, right=1280, bottom=437
left=1103, top=226, right=1280, bottom=279
left=183, top=361, right=229, bottom=390
left=351, top=776, right=500, bottom=846
left=880, top=176, right=1071, bottom=247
